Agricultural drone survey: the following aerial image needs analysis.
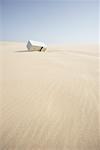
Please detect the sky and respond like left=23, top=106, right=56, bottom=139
left=0, top=0, right=99, bottom=44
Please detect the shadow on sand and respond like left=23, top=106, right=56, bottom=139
left=15, top=50, right=41, bottom=53
left=15, top=49, right=67, bottom=53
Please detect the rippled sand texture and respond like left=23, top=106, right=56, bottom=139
left=0, top=42, right=100, bottom=150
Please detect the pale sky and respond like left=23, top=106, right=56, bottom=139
left=0, top=0, right=99, bottom=44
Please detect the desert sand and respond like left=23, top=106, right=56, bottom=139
left=0, top=41, right=100, bottom=150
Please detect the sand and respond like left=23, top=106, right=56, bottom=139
left=0, top=41, right=100, bottom=150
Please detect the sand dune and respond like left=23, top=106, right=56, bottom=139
left=0, top=42, right=100, bottom=150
